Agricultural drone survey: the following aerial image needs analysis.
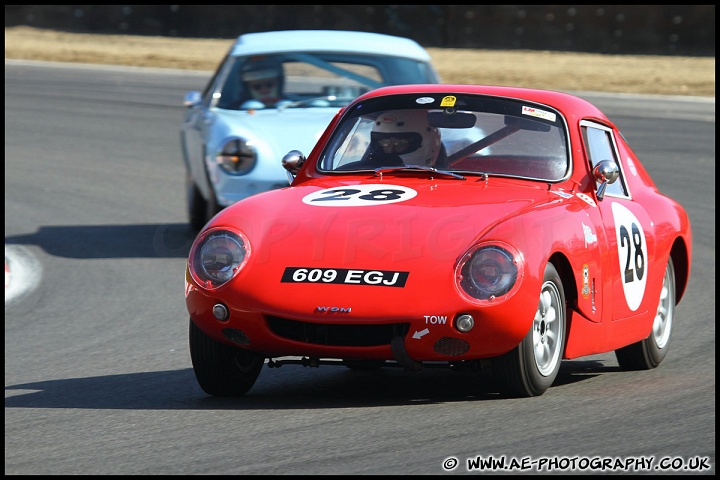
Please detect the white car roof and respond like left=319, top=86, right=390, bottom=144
left=230, top=30, right=432, bottom=61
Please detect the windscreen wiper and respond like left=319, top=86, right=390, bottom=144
left=374, top=165, right=466, bottom=180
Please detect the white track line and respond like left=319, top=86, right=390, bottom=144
left=5, top=245, right=43, bottom=306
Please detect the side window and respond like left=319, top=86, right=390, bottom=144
left=581, top=121, right=629, bottom=198
left=197, top=54, right=242, bottom=108
left=322, top=116, right=375, bottom=169
left=215, top=57, right=249, bottom=109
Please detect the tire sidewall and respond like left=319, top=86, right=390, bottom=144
left=521, top=264, right=566, bottom=395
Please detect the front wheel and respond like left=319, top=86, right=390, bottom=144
left=189, top=319, right=264, bottom=396
left=615, top=257, right=676, bottom=370
left=187, top=172, right=221, bottom=232
left=492, top=263, right=566, bottom=397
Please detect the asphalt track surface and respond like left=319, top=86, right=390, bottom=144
left=4, top=60, right=715, bottom=475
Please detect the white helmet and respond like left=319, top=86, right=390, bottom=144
left=371, top=110, right=441, bottom=166
left=240, top=57, right=283, bottom=103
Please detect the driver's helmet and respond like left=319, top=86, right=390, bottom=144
left=240, top=57, right=284, bottom=103
left=370, top=110, right=441, bottom=166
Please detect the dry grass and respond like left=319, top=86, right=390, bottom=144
left=5, top=26, right=715, bottom=97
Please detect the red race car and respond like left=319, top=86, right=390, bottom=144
left=185, top=84, right=692, bottom=398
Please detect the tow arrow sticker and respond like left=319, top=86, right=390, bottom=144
left=413, top=328, right=430, bottom=339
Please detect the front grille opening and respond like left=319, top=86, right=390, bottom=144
left=434, top=337, right=470, bottom=356
left=267, top=316, right=410, bottom=347
left=222, top=328, right=251, bottom=345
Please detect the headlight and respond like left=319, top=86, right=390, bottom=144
left=217, top=138, right=257, bottom=174
left=456, top=243, right=522, bottom=303
left=188, top=227, right=250, bottom=289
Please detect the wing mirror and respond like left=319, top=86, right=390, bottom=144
left=183, top=90, right=202, bottom=107
left=282, top=150, right=306, bottom=183
left=592, top=160, right=619, bottom=201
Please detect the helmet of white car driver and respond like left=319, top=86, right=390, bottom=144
left=240, top=57, right=284, bottom=104
left=370, top=110, right=442, bottom=166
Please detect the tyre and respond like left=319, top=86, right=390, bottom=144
left=187, top=173, right=208, bottom=231
left=187, top=173, right=221, bottom=232
left=189, top=319, right=264, bottom=396
left=615, top=257, right=676, bottom=370
left=492, top=263, right=566, bottom=397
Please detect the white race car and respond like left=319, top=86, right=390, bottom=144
left=180, top=30, right=440, bottom=230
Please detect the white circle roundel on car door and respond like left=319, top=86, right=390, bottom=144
left=302, top=185, right=417, bottom=207
left=611, top=202, right=648, bottom=311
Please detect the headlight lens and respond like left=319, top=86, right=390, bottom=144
left=456, top=243, right=522, bottom=302
left=217, top=138, right=257, bottom=174
left=188, top=227, right=250, bottom=289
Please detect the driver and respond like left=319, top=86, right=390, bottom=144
left=368, top=110, right=442, bottom=167
left=240, top=57, right=284, bottom=107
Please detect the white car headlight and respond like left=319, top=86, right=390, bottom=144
left=456, top=243, right=522, bottom=302
left=217, top=138, right=257, bottom=174
left=189, top=227, right=250, bottom=289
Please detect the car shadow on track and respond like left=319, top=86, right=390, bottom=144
left=5, top=358, right=620, bottom=410
left=5, top=223, right=196, bottom=259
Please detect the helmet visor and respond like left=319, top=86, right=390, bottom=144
left=371, top=132, right=422, bottom=154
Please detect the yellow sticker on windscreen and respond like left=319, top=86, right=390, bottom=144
left=440, top=96, right=457, bottom=107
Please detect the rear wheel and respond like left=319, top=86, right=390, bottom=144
left=492, top=263, right=566, bottom=397
left=615, top=257, right=676, bottom=370
left=189, top=319, right=264, bottom=396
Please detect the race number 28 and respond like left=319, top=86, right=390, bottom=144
left=302, top=184, right=417, bottom=207
left=612, top=202, right=648, bottom=311
left=619, top=222, right=645, bottom=284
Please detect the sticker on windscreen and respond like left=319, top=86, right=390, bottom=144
left=440, top=96, right=457, bottom=107
left=302, top=184, right=417, bottom=207
left=522, top=105, right=556, bottom=122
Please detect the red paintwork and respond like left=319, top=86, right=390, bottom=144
left=186, top=84, right=692, bottom=363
